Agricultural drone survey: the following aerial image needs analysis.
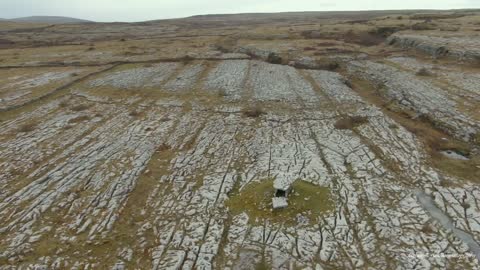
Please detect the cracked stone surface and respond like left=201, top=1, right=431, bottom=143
left=387, top=33, right=480, bottom=61
left=89, top=63, right=181, bottom=89
left=387, top=56, right=480, bottom=100
left=0, top=68, right=91, bottom=110
left=347, top=60, right=480, bottom=142
left=1, top=56, right=479, bottom=269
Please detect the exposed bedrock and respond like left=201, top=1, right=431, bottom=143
left=387, top=33, right=480, bottom=62
left=0, top=59, right=479, bottom=269
left=348, top=60, right=480, bottom=142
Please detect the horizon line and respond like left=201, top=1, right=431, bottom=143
left=3, top=7, right=479, bottom=23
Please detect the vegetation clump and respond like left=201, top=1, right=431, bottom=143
left=343, top=30, right=385, bottom=46
left=68, top=115, right=90, bottom=124
left=412, top=22, right=437, bottom=31
left=71, top=104, right=90, bottom=111
left=129, top=110, right=143, bottom=117
left=226, top=179, right=334, bottom=224
left=474, top=132, right=480, bottom=146
left=416, top=67, right=434, bottom=76
left=334, top=116, right=369, bottom=130
left=266, top=52, right=282, bottom=64
left=157, top=143, right=171, bottom=151
left=18, top=123, right=37, bottom=133
left=242, top=105, right=265, bottom=118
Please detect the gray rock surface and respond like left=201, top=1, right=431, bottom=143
left=387, top=33, right=480, bottom=62
left=348, top=60, right=480, bottom=142
left=0, top=59, right=479, bottom=269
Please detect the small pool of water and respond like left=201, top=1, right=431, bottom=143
left=440, top=150, right=469, bottom=160
left=416, top=190, right=480, bottom=261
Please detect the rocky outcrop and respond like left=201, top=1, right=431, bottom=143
left=387, top=33, right=480, bottom=62
left=1, top=60, right=479, bottom=269
left=348, top=60, right=480, bottom=142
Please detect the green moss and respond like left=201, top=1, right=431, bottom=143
left=226, top=179, right=334, bottom=225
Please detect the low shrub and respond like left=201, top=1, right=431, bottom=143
left=267, top=52, right=282, bottom=64
left=416, top=68, right=433, bottom=76
left=343, top=30, right=385, bottom=46
left=59, top=100, right=69, bottom=107
left=334, top=116, right=368, bottom=130
left=412, top=22, right=437, bottom=31
left=68, top=115, right=90, bottom=124
left=18, top=123, right=36, bottom=133
left=242, top=105, right=265, bottom=118
left=71, top=104, right=89, bottom=111
left=129, top=110, right=142, bottom=117
left=157, top=143, right=171, bottom=151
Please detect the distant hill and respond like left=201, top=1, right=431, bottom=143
left=8, top=16, right=92, bottom=24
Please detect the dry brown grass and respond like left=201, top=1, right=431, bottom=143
left=421, top=223, right=434, bottom=234
left=58, top=100, right=69, bottom=108
left=474, top=132, right=480, bottom=145
left=242, top=105, right=265, bottom=118
left=180, top=55, right=194, bottom=64
left=71, top=104, right=90, bottom=112
left=344, top=30, right=386, bottom=46
left=302, top=28, right=388, bottom=46
left=411, top=22, right=437, bottom=31
left=266, top=52, right=282, bottom=64
left=316, top=41, right=337, bottom=46
left=214, top=37, right=237, bottom=53
left=348, top=77, right=480, bottom=183
left=334, top=116, right=369, bottom=130
left=129, top=110, right=143, bottom=117
left=18, top=123, right=37, bottom=133
left=416, top=67, right=434, bottom=76
left=322, top=60, right=340, bottom=71
left=217, top=89, right=228, bottom=97
left=226, top=179, right=334, bottom=225
left=68, top=115, right=90, bottom=124
left=157, top=143, right=171, bottom=151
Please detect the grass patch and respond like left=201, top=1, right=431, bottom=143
left=348, top=77, right=480, bottom=183
left=59, top=100, right=69, bottom=108
left=129, top=110, right=143, bottom=118
left=411, top=22, right=437, bottom=31
left=18, top=123, right=37, bottom=133
left=242, top=105, right=265, bottom=118
left=474, top=132, right=480, bottom=146
left=266, top=52, right=282, bottom=64
left=301, top=29, right=387, bottom=46
left=226, top=179, right=334, bottom=225
left=255, top=258, right=271, bottom=270
left=68, top=115, right=90, bottom=124
left=416, top=67, right=434, bottom=76
left=334, top=116, right=369, bottom=130
left=214, top=37, right=237, bottom=53
left=71, top=104, right=90, bottom=112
